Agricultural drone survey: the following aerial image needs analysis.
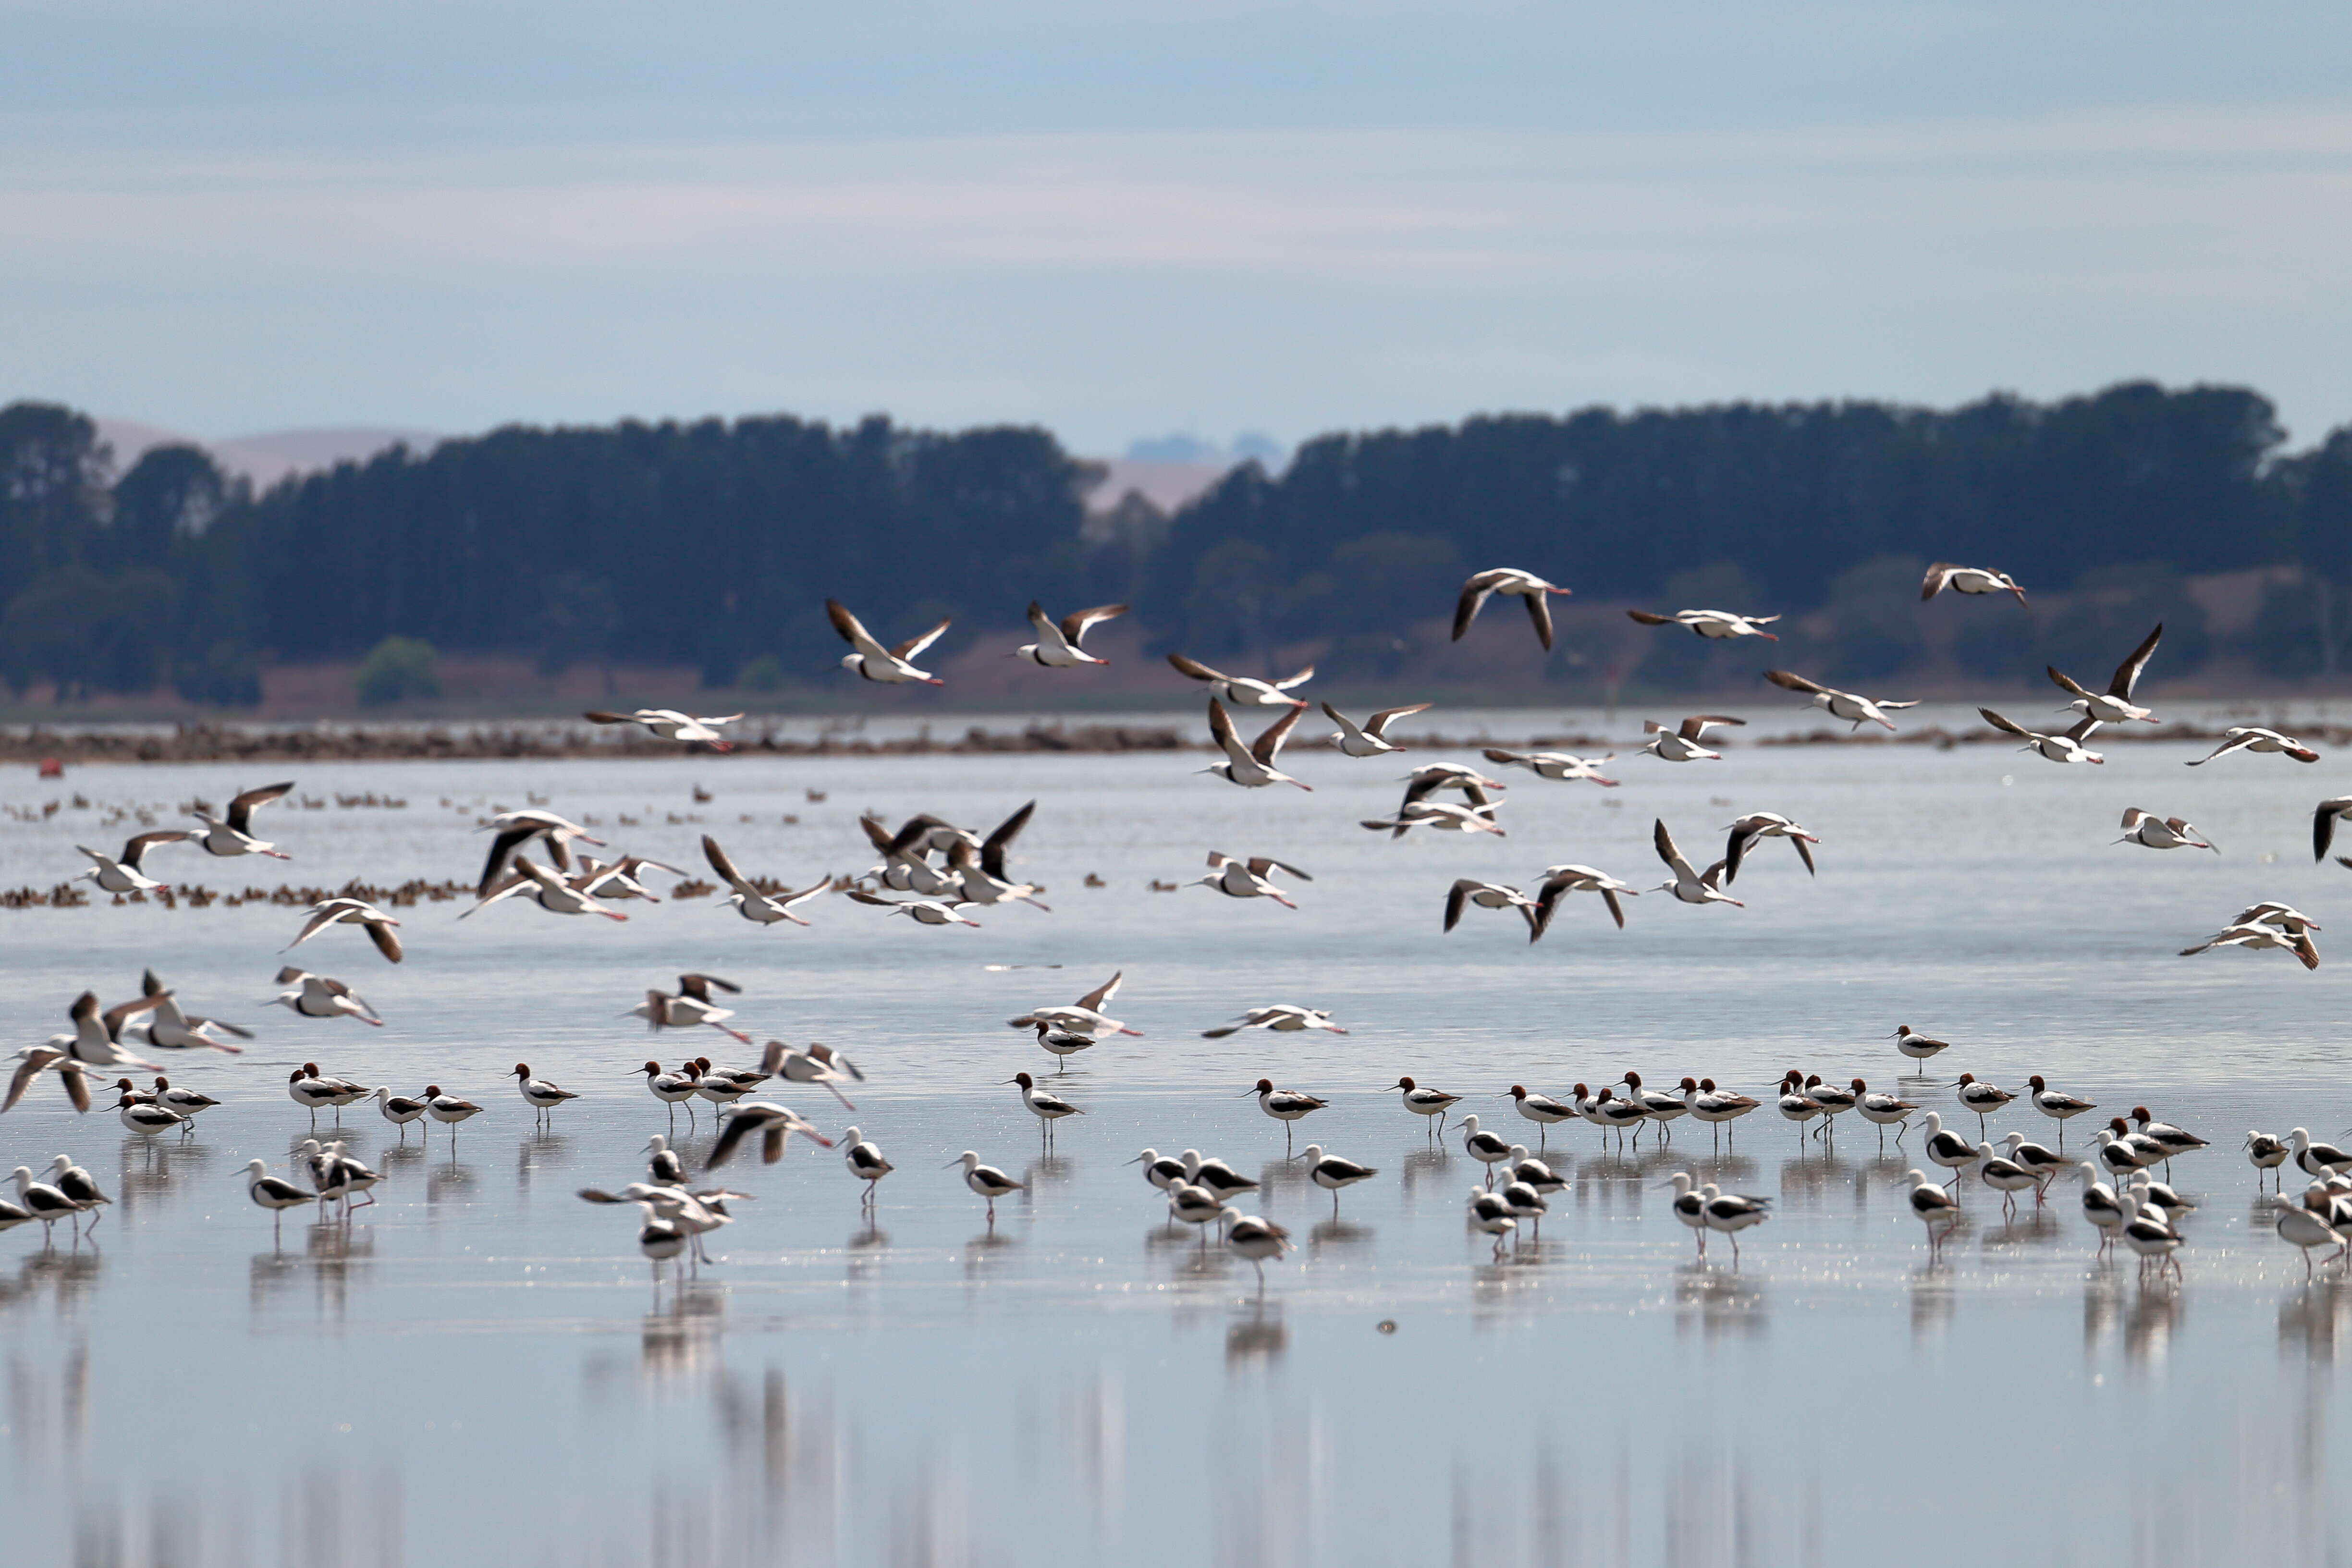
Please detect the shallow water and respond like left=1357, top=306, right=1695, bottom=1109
left=2, top=731, right=2349, bottom=1566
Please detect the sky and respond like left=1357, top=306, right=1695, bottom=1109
left=5, top=1, right=2352, bottom=456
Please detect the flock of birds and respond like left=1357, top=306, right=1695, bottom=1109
left=8, top=558, right=2352, bottom=1295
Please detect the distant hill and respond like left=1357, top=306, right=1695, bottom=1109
left=93, top=416, right=442, bottom=490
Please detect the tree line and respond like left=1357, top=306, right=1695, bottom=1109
left=3, top=380, right=2348, bottom=705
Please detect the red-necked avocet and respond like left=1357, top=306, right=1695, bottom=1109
left=422, top=1085, right=482, bottom=1142
left=702, top=835, right=837, bottom=926
left=2130, top=1107, right=2209, bottom=1174
left=1890, top=1025, right=1950, bottom=1072
left=637, top=1061, right=702, bottom=1129
left=1760, top=669, right=1919, bottom=732
left=1681, top=1078, right=1761, bottom=1152
left=1920, top=563, right=2027, bottom=604
left=1445, top=880, right=1539, bottom=940
left=284, top=896, right=404, bottom=962
left=845, top=889, right=981, bottom=927
left=189, top=781, right=294, bottom=859
left=2048, top=622, right=2163, bottom=726
left=1006, top=1072, right=1083, bottom=1148
left=1851, top=1079, right=1918, bottom=1151
left=1453, top=568, right=1572, bottom=649
left=116, top=1091, right=182, bottom=1139
left=1532, top=865, right=1640, bottom=933
left=1506, top=1085, right=1577, bottom=1149
left=2025, top=1076, right=2096, bottom=1149
left=2187, top=727, right=2320, bottom=766
left=512, top=1064, right=579, bottom=1126
left=135, top=970, right=250, bottom=1052
left=1950, top=1074, right=2016, bottom=1139
left=1248, top=1079, right=1326, bottom=1153
left=48, top=990, right=166, bottom=1071
left=150, top=1078, right=217, bottom=1129
left=2179, top=921, right=2319, bottom=969
left=1205, top=1005, right=1346, bottom=1038
left=828, top=598, right=949, bottom=685
left=1393, top=1077, right=1462, bottom=1137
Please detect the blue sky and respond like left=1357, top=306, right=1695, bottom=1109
left=5, top=1, right=2350, bottom=453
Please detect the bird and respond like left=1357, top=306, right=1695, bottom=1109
left=135, top=970, right=251, bottom=1052
left=1774, top=1077, right=1824, bottom=1145
left=1760, top=670, right=1919, bottom=732
left=1444, top=880, right=1540, bottom=940
left=2277, top=1186, right=2345, bottom=1277
left=1247, top=1079, right=1326, bottom=1152
left=243, top=1159, right=317, bottom=1241
left=1721, top=813, right=1817, bottom=883
left=1666, top=1173, right=1711, bottom=1256
left=189, top=781, right=294, bottom=858
left=828, top=598, right=949, bottom=685
left=1201, top=698, right=1311, bottom=790
left=372, top=1086, right=429, bottom=1140
left=1393, top=1077, right=1462, bottom=1136
left=1014, top=601, right=1129, bottom=666
left=633, top=973, right=752, bottom=1043
left=1008, top=971, right=1141, bottom=1040
left=1029, top=1022, right=1096, bottom=1069
left=1850, top=1079, right=1918, bottom=1151
left=845, top=889, right=982, bottom=927
left=2246, top=1131, right=2291, bottom=1190
left=947, top=1151, right=1025, bottom=1223
left=2115, top=809, right=2215, bottom=852
left=474, top=809, right=606, bottom=896
left=2, top=1048, right=89, bottom=1115
left=1294, top=1145, right=1378, bottom=1217
left=1461, top=1115, right=1514, bottom=1185
left=2048, top=623, right=2164, bottom=725
left=1182, top=1151, right=1259, bottom=1201
left=943, top=801, right=1048, bottom=910
left=1920, top=563, right=2027, bottom=604
left=1322, top=701, right=1432, bottom=757
left=1506, top=1085, right=1577, bottom=1149
left=2130, top=1107, right=2209, bottom=1172
left=1950, top=1074, right=2016, bottom=1139
left=150, top=1077, right=219, bottom=1128
left=642, top=1134, right=686, bottom=1185
left=1973, top=1143, right=2040, bottom=1219
left=702, top=835, right=836, bottom=926
left=1203, top=1005, right=1346, bottom=1039
left=463, top=857, right=637, bottom=921
left=1531, top=865, right=1639, bottom=932
left=47, top=1153, right=110, bottom=1232
left=1917, top=1113, right=1979, bottom=1189
left=2187, top=727, right=2319, bottom=765
left=1890, top=1026, right=1950, bottom=1073
left=270, top=968, right=382, bottom=1025
left=116, top=1090, right=184, bottom=1139
left=1679, top=1078, right=1761, bottom=1153
left=1358, top=799, right=1505, bottom=837
left=582, top=709, right=743, bottom=747
left=2076, top=1163, right=2126, bottom=1253
left=2179, top=922, right=2318, bottom=969
left=41, top=991, right=165, bottom=1071
left=1700, top=1184, right=1771, bottom=1262
left=1627, top=608, right=1780, bottom=641
left=1980, top=708, right=2104, bottom=764
left=1220, top=1211, right=1293, bottom=1290
left=73, top=830, right=189, bottom=894
left=1006, top=1071, right=1083, bottom=1147
left=637, top=1061, right=705, bottom=1129
left=283, top=896, right=405, bottom=961
left=1904, top=1169, right=1963, bottom=1252
left=2290, top=1128, right=2352, bottom=1179
left=1165, top=652, right=1314, bottom=707
left=1467, top=1187, right=1518, bottom=1256
left=708, top=1102, right=836, bottom=1166
left=1621, top=1072, right=1689, bottom=1139
left=858, top=815, right=964, bottom=896
left=2315, top=799, right=2352, bottom=861
left=1126, top=1148, right=1190, bottom=1205
left=1651, top=819, right=1742, bottom=908
left=1453, top=568, right=1572, bottom=649
left=422, top=1085, right=482, bottom=1141
left=2025, top=1076, right=2096, bottom=1150
left=1482, top=747, right=1617, bottom=785
left=1995, top=1131, right=2069, bottom=1197
left=1168, top=1181, right=1228, bottom=1245
left=2125, top=1171, right=2196, bottom=1221
left=1193, top=851, right=1310, bottom=908
left=511, top=1064, right=579, bottom=1126
left=2117, top=1193, right=2184, bottom=1282
left=285, top=1065, right=349, bottom=1127
left=1641, top=714, right=1744, bottom=762
left=840, top=1128, right=893, bottom=1206
left=772, top=1041, right=863, bottom=1108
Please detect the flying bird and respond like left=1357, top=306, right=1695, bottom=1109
left=1443, top=880, right=1541, bottom=940
left=1979, top=709, right=2105, bottom=764
left=74, top=831, right=189, bottom=894
left=701, top=836, right=836, bottom=926
left=1321, top=701, right=1432, bottom=757
left=2186, top=727, right=2320, bottom=766
left=1201, top=1005, right=1347, bottom=1039
left=2048, top=624, right=2164, bottom=726
left=583, top=710, right=743, bottom=747
left=2116, top=808, right=2215, bottom=853
left=1532, top=865, right=1639, bottom=931
left=1482, top=747, right=1617, bottom=785
left=1007, top=971, right=1142, bottom=1038
left=2180, top=923, right=2318, bottom=970
left=943, top=801, right=1048, bottom=910
left=284, top=896, right=405, bottom=961
left=1015, top=601, right=1128, bottom=666
left=1192, top=852, right=1309, bottom=908
left=1652, top=819, right=1741, bottom=907
left=1452, top=568, right=1572, bottom=650
left=1165, top=653, right=1314, bottom=707
left=270, top=968, right=382, bottom=1025
left=135, top=970, right=251, bottom=1052
left=475, top=809, right=606, bottom=896
left=1722, top=813, right=1818, bottom=883
left=827, top=598, right=949, bottom=685
left=1202, top=698, right=1311, bottom=790
left=2315, top=799, right=2352, bottom=861
left=1641, top=714, right=1744, bottom=762
left=1626, top=609, right=1780, bottom=641
left=1761, top=671, right=1920, bottom=732
left=1921, top=563, right=2027, bottom=604
left=189, top=781, right=294, bottom=858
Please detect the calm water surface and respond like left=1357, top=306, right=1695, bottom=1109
left=2, top=721, right=2350, bottom=1566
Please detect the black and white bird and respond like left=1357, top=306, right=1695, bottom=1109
left=1652, top=819, right=1742, bottom=908
left=1453, top=568, right=1572, bottom=650
left=1467, top=1187, right=1518, bottom=1255
left=845, top=889, right=982, bottom=927
left=2, top=1047, right=90, bottom=1115
left=1920, top=563, right=2026, bottom=604
left=1761, top=670, right=1919, bottom=732
left=1192, top=852, right=1310, bottom=908
left=242, top=1158, right=316, bottom=1240
left=2048, top=623, right=2163, bottom=725
left=703, top=835, right=837, bottom=926
left=116, top=1091, right=184, bottom=1139
left=1165, top=652, right=1313, bottom=707
left=1904, top=1169, right=1962, bottom=1251
left=1008, top=970, right=1141, bottom=1040
left=189, top=781, right=294, bottom=859
left=284, top=896, right=405, bottom=962
left=1006, top=1071, right=1083, bottom=1147
left=708, top=1102, right=836, bottom=1167
left=1015, top=601, right=1128, bottom=666
left=1482, top=747, right=1618, bottom=785
left=1247, top=1078, right=1327, bottom=1153
left=2180, top=921, right=2318, bottom=970
left=840, top=1127, right=893, bottom=1205
left=1322, top=701, right=1431, bottom=757
left=2186, top=727, right=2320, bottom=766
left=271, top=968, right=382, bottom=1025
left=582, top=709, right=742, bottom=747
left=1627, top=608, right=1779, bottom=641
left=1203, top=1005, right=1346, bottom=1038
left=943, top=801, right=1048, bottom=910
left=1641, top=714, right=1744, bottom=762
left=1721, top=813, right=1817, bottom=883
left=74, top=830, right=189, bottom=894
left=1444, top=880, right=1540, bottom=940
left=948, top=1151, right=1026, bottom=1222
left=475, top=809, right=606, bottom=896
left=1532, top=865, right=1639, bottom=931
left=2289, top=1128, right=2352, bottom=1179
left=828, top=598, right=949, bottom=685
left=2115, top=808, right=2215, bottom=852
left=1890, top=1025, right=1950, bottom=1072
left=135, top=970, right=251, bottom=1052
left=1980, top=708, right=2104, bottom=764
left=1201, top=698, right=1311, bottom=790
left=1294, top=1144, right=1378, bottom=1217
left=2025, top=1076, right=2096, bottom=1149
left=1700, top=1184, right=1771, bottom=1262
left=511, top=1064, right=579, bottom=1126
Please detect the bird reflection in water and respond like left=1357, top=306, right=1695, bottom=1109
left=3, top=1248, right=101, bottom=1317
left=249, top=1222, right=373, bottom=1323
left=2123, top=1282, right=2180, bottom=1371
left=1910, top=1260, right=1957, bottom=1343
left=2278, top=1276, right=2352, bottom=1364
left=1397, top=1144, right=1452, bottom=1203
left=1674, top=1264, right=1767, bottom=1341
left=515, top=1129, right=569, bottom=1192
left=640, top=1280, right=727, bottom=1384
left=115, top=1134, right=213, bottom=1213
left=1225, top=1301, right=1286, bottom=1369
left=1308, top=1217, right=1372, bottom=1256
left=1024, top=1154, right=1073, bottom=1196
left=425, top=1159, right=476, bottom=1210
